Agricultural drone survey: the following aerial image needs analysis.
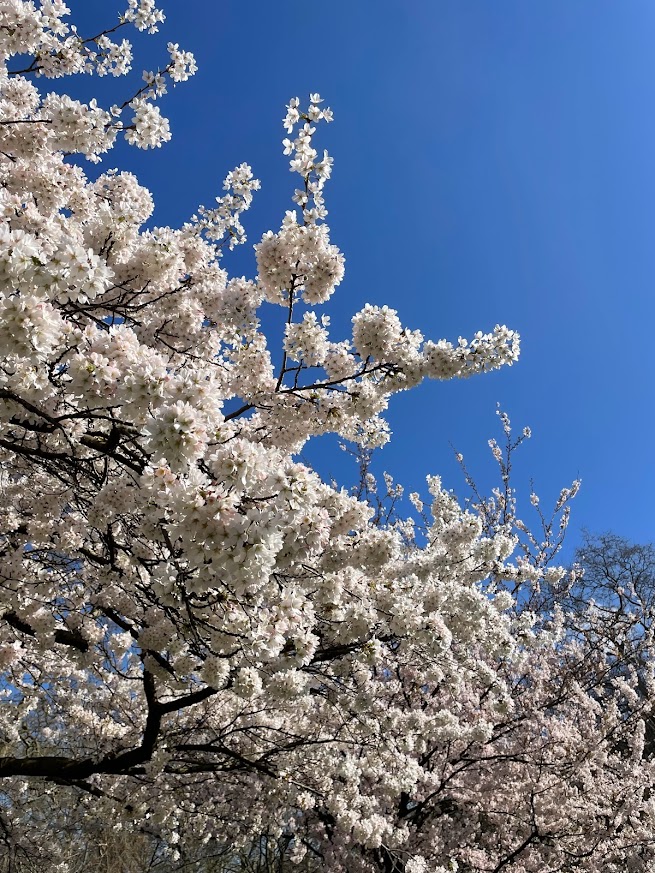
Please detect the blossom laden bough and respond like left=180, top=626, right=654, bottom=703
left=0, top=4, right=651, bottom=873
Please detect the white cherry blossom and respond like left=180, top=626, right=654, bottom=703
left=0, top=5, right=649, bottom=873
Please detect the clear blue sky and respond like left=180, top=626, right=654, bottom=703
left=65, top=1, right=655, bottom=557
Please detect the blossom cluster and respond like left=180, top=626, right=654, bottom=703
left=0, top=0, right=194, bottom=157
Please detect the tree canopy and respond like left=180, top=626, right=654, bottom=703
left=0, top=4, right=653, bottom=872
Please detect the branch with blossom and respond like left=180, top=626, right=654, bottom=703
left=0, top=4, right=652, bottom=873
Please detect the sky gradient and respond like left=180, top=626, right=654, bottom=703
left=65, top=1, right=655, bottom=559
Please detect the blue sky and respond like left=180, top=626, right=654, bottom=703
left=64, top=1, right=655, bottom=558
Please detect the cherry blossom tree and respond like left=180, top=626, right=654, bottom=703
left=0, top=3, right=654, bottom=872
